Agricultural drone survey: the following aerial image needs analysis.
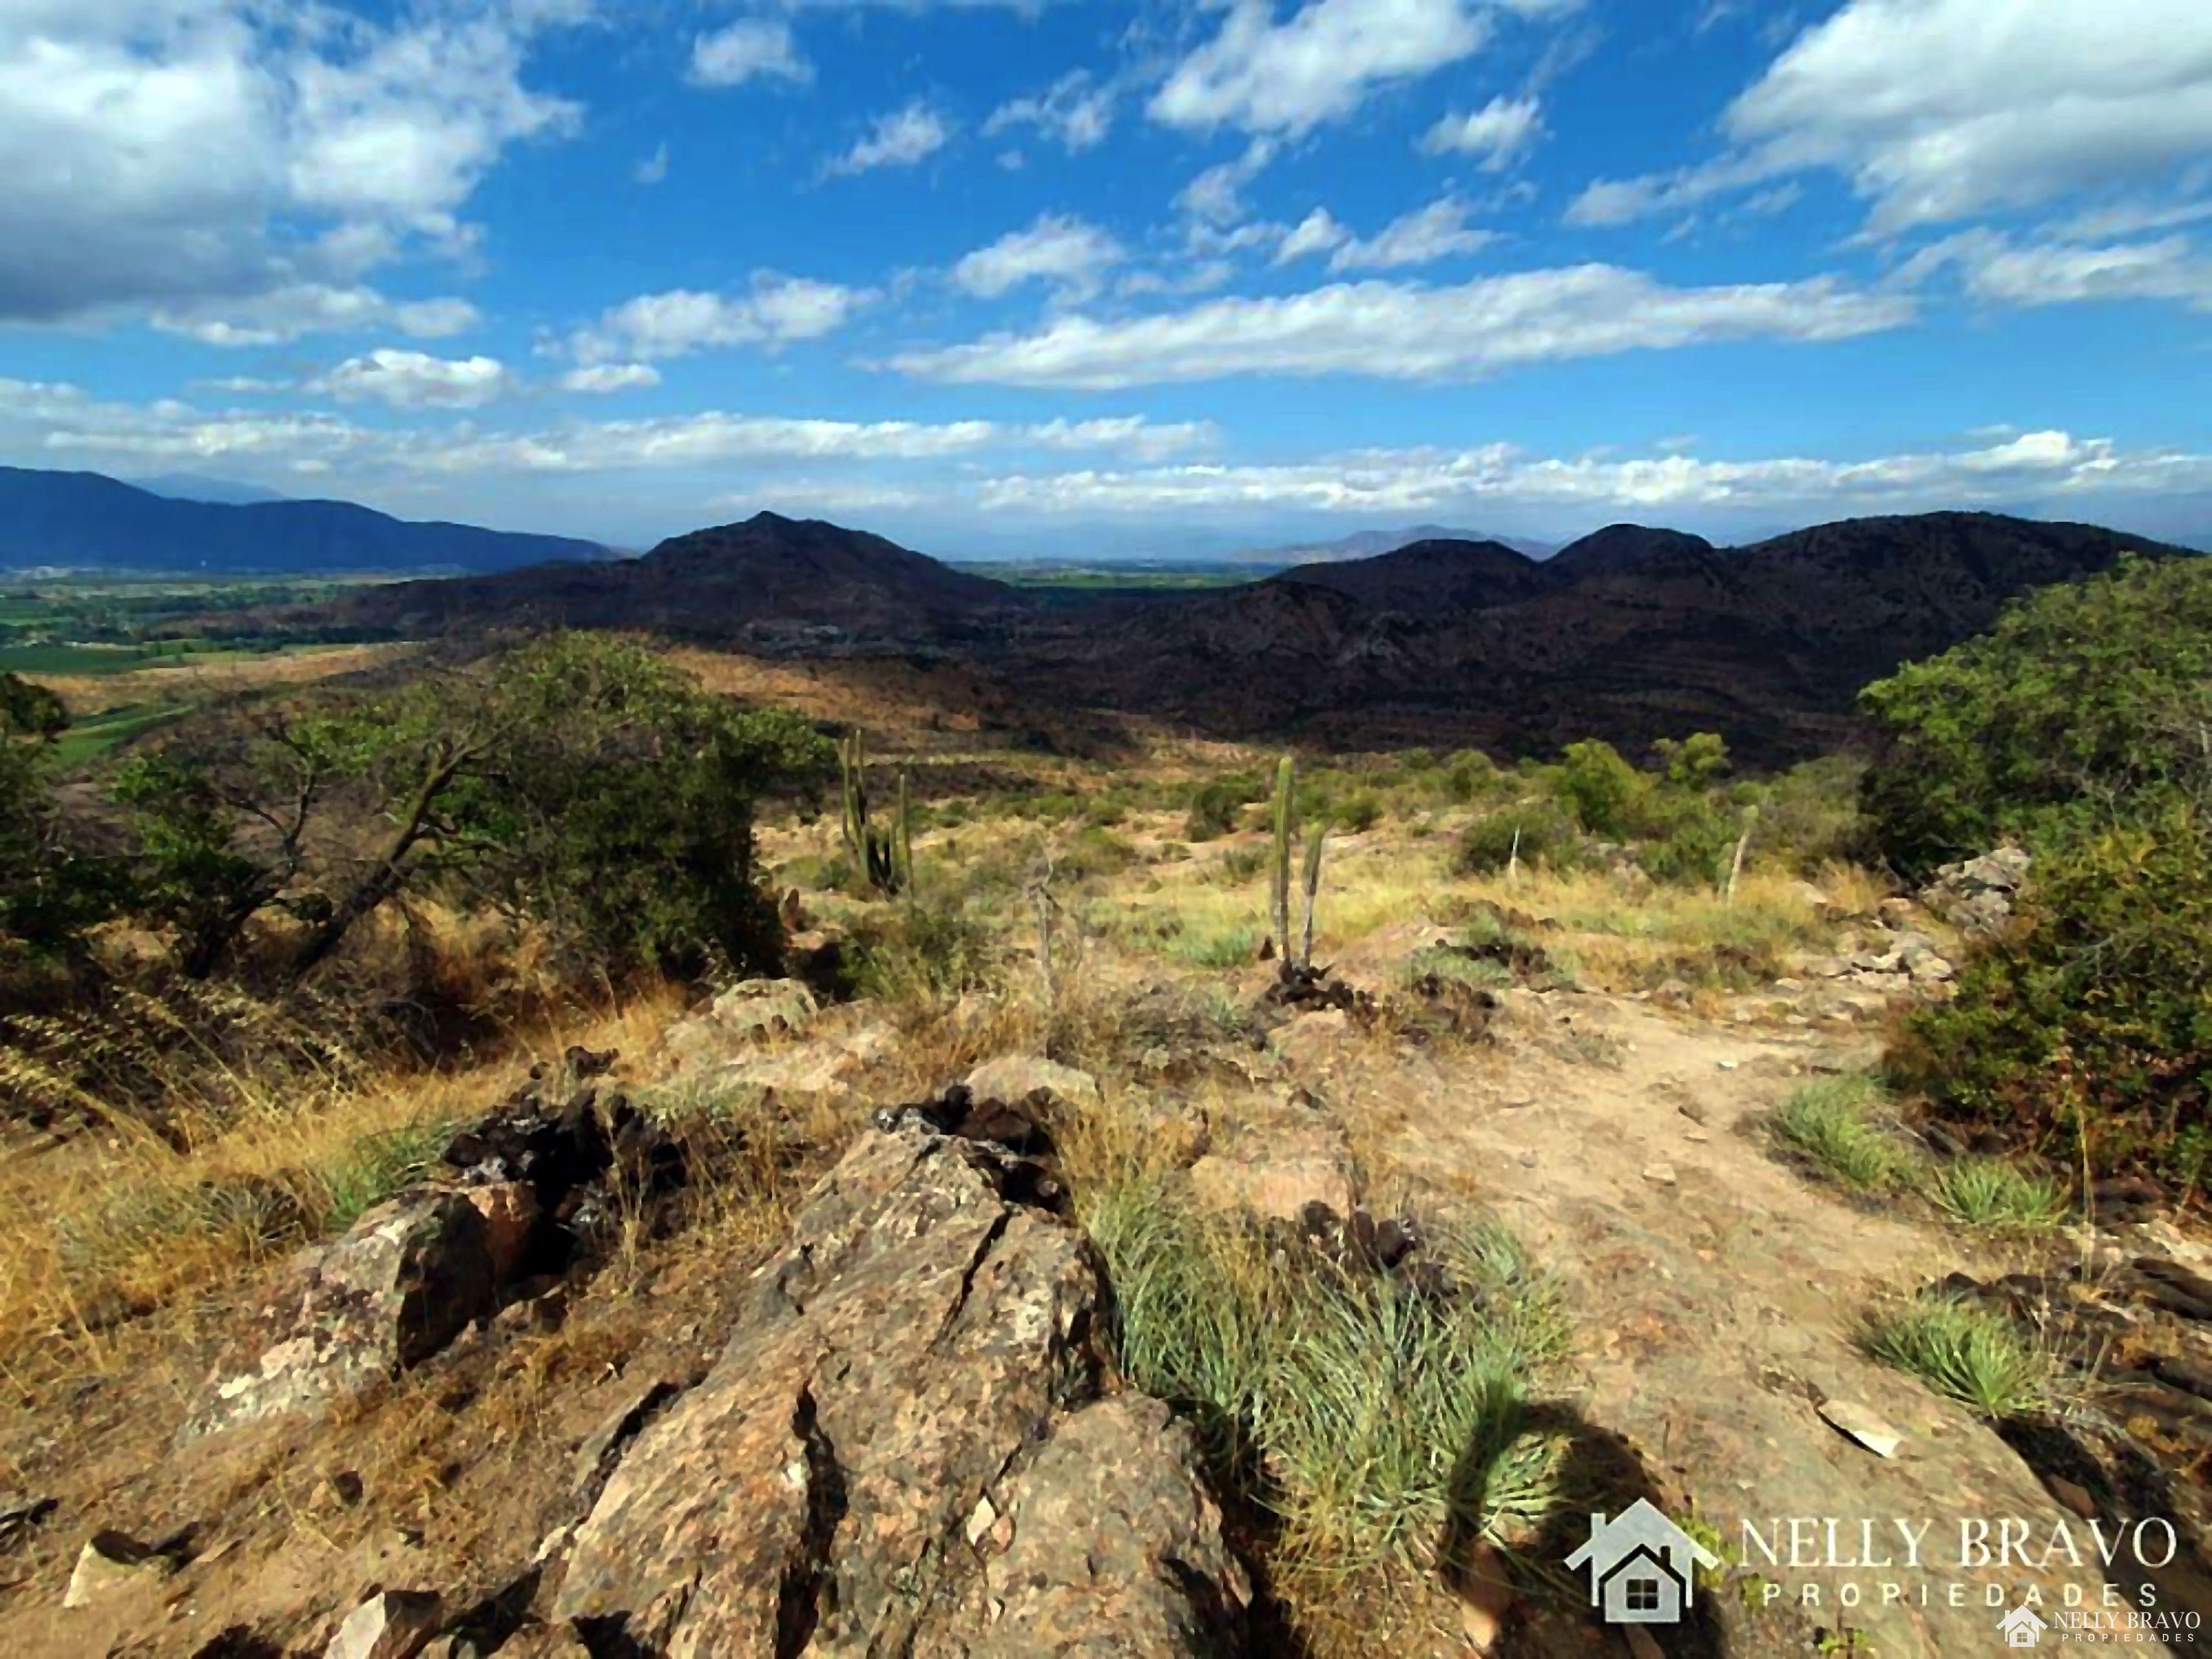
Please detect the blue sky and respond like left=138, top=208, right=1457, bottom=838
left=4, top=0, right=2211, bottom=557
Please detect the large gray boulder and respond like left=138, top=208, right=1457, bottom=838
left=180, top=1189, right=497, bottom=1443
left=547, top=1129, right=1250, bottom=1656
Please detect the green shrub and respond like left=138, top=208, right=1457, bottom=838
left=1185, top=773, right=1264, bottom=841
left=1928, top=1158, right=2066, bottom=1230
left=1859, top=553, right=2212, bottom=876
left=1890, top=805, right=2212, bottom=1189
left=1637, top=792, right=1739, bottom=888
left=1455, top=799, right=1581, bottom=876
left=1860, top=1295, right=2061, bottom=1421
left=1335, top=789, right=1382, bottom=833
left=1060, top=825, right=1138, bottom=879
left=1554, top=739, right=1644, bottom=838
left=1745, top=755, right=1865, bottom=872
left=849, top=897, right=996, bottom=1005
left=1218, top=845, right=1267, bottom=883
left=1444, top=748, right=1500, bottom=804
left=1169, top=923, right=1261, bottom=969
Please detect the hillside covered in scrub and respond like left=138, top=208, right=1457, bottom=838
left=280, top=507, right=2194, bottom=765
left=0, top=554, right=2208, bottom=1656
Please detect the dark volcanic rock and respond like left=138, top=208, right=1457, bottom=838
left=547, top=1128, right=1251, bottom=1655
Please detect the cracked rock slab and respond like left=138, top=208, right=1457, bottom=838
left=549, top=1129, right=1248, bottom=1657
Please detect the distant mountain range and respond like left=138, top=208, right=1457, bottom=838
left=0, top=466, right=609, bottom=575
left=1015, top=514, right=2192, bottom=761
left=1229, top=524, right=1559, bottom=564
left=129, top=473, right=291, bottom=507
left=277, top=505, right=2193, bottom=765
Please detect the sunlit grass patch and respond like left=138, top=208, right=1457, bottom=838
left=1770, top=1076, right=1920, bottom=1193
left=1860, top=1294, right=2067, bottom=1421
left=1929, top=1158, right=2067, bottom=1231
left=1081, top=1169, right=1571, bottom=1576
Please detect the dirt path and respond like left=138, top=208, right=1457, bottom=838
left=1303, top=991, right=2140, bottom=1656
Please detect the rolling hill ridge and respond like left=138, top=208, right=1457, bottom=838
left=0, top=466, right=609, bottom=574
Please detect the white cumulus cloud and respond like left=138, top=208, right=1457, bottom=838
left=952, top=215, right=1126, bottom=299
left=1150, top=0, right=1492, bottom=137
left=571, top=274, right=872, bottom=364
left=689, top=19, right=813, bottom=88
left=1571, top=0, right=2212, bottom=236
left=984, top=71, right=1113, bottom=153
left=1325, top=198, right=1495, bottom=271
left=829, top=102, right=953, bottom=175
left=1422, top=94, right=1543, bottom=167
left=560, top=363, right=664, bottom=394
left=314, top=349, right=515, bottom=410
left=0, top=0, right=580, bottom=327
left=893, top=265, right=1914, bottom=389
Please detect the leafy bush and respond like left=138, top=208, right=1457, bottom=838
left=1860, top=557, right=2212, bottom=1190
left=1745, top=755, right=1865, bottom=873
left=1636, top=792, right=1739, bottom=888
left=1859, top=554, right=2212, bottom=875
left=1184, top=772, right=1264, bottom=841
left=1335, top=789, right=1382, bottom=833
left=1444, top=748, right=1500, bottom=804
left=1455, top=799, right=1581, bottom=876
left=1, top=672, right=116, bottom=961
left=1889, top=804, right=2212, bottom=1189
left=1554, top=739, right=1644, bottom=838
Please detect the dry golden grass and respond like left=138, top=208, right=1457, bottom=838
left=0, top=987, right=684, bottom=1402
left=30, top=643, right=414, bottom=718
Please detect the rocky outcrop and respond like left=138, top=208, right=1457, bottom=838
left=913, top=1397, right=1250, bottom=1658
left=181, top=1066, right=684, bottom=1444
left=178, top=1189, right=498, bottom=1444
left=1919, top=846, right=2030, bottom=936
left=547, top=1127, right=1251, bottom=1655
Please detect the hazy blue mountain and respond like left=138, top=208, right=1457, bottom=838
left=0, top=466, right=609, bottom=574
left=128, top=473, right=291, bottom=507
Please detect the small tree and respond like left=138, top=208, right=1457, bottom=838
left=1, top=672, right=114, bottom=961
left=113, top=635, right=834, bottom=982
left=1555, top=739, right=1644, bottom=838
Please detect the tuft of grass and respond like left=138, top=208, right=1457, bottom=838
left=1928, top=1158, right=2067, bottom=1231
left=316, top=1116, right=465, bottom=1231
left=849, top=895, right=998, bottom=1008
left=1770, top=1076, right=1918, bottom=1192
left=1403, top=946, right=1514, bottom=992
left=1860, top=1294, right=2063, bottom=1420
left=1167, top=922, right=1262, bottom=969
left=1081, top=1171, right=1569, bottom=1574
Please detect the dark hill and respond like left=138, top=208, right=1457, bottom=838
left=1007, top=512, right=2196, bottom=762
left=0, top=466, right=606, bottom=574
left=327, top=512, right=1020, bottom=644
left=1545, top=524, right=1720, bottom=580
left=1278, top=538, right=1551, bottom=611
